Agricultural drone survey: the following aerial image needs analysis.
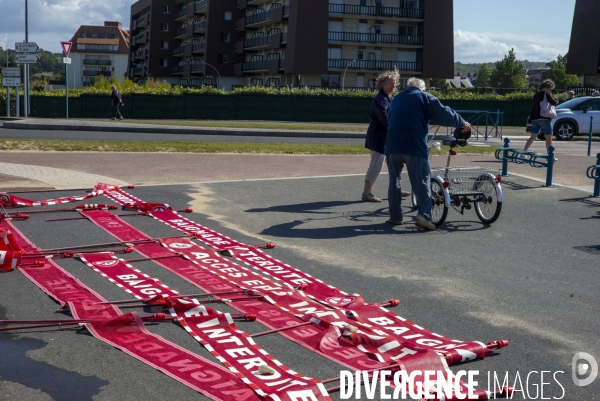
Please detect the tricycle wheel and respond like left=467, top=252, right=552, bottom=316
left=474, top=175, right=502, bottom=224
left=430, top=179, right=448, bottom=226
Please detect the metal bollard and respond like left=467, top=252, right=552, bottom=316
left=544, top=146, right=555, bottom=187
left=501, top=137, right=510, bottom=177
left=593, top=153, right=600, bottom=197
left=588, top=116, right=593, bottom=157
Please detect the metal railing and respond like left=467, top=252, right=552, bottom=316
left=191, top=63, right=205, bottom=73
left=135, top=14, right=150, bottom=27
left=328, top=58, right=422, bottom=72
left=173, top=45, right=189, bottom=56
left=194, top=0, right=208, bottom=12
left=174, top=6, right=188, bottom=19
left=244, top=35, right=271, bottom=48
left=192, top=41, right=206, bottom=52
left=328, top=31, right=423, bottom=45
left=174, top=27, right=188, bottom=37
left=172, top=65, right=185, bottom=73
left=242, top=59, right=284, bottom=71
left=193, top=20, right=207, bottom=31
left=83, top=70, right=111, bottom=77
left=328, top=3, right=424, bottom=19
left=83, top=59, right=111, bottom=66
left=281, top=32, right=287, bottom=42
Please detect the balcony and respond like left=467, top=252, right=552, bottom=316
left=193, top=20, right=207, bottom=32
left=328, top=4, right=424, bottom=20
left=172, top=65, right=185, bottom=74
left=328, top=58, right=422, bottom=72
left=175, top=6, right=189, bottom=20
left=244, top=35, right=271, bottom=49
left=135, top=13, right=150, bottom=28
left=194, top=0, right=208, bottom=13
left=83, top=70, right=112, bottom=77
left=245, top=5, right=286, bottom=26
left=242, top=58, right=284, bottom=71
left=191, top=63, right=206, bottom=73
left=328, top=31, right=423, bottom=46
left=173, top=45, right=189, bottom=56
left=83, top=59, right=112, bottom=66
left=133, top=66, right=145, bottom=75
left=192, top=41, right=206, bottom=53
left=134, top=49, right=147, bottom=59
left=281, top=32, right=287, bottom=43
left=134, top=31, right=148, bottom=44
left=174, top=26, right=188, bottom=38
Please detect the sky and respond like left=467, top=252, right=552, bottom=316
left=0, top=0, right=576, bottom=64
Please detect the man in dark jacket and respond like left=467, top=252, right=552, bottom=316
left=110, top=85, right=124, bottom=120
left=385, top=78, right=470, bottom=230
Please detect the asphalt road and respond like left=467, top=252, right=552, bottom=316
left=0, top=121, right=599, bottom=400
left=1, top=173, right=599, bottom=401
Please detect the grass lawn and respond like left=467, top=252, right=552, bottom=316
left=0, top=138, right=500, bottom=156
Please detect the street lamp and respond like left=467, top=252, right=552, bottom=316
left=0, top=40, right=9, bottom=117
left=199, top=61, right=221, bottom=89
left=342, top=59, right=357, bottom=90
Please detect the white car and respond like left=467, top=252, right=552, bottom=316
left=550, top=96, right=600, bottom=140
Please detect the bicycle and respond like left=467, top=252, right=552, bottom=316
left=411, top=131, right=503, bottom=226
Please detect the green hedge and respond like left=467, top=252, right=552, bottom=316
left=22, top=93, right=534, bottom=125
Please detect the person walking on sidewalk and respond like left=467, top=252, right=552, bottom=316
left=384, top=77, right=470, bottom=230
left=524, top=79, right=558, bottom=155
left=361, top=69, right=405, bottom=202
left=110, top=85, right=124, bottom=121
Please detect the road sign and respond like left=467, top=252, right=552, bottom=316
left=2, top=77, right=21, bottom=87
left=63, top=57, right=71, bottom=64
left=15, top=54, right=39, bottom=64
left=61, top=41, right=73, bottom=57
left=1, top=67, right=21, bottom=77
left=15, top=42, right=39, bottom=53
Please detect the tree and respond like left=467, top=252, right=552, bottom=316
left=476, top=63, right=493, bottom=87
left=541, top=54, right=579, bottom=89
left=490, top=48, right=528, bottom=88
left=430, top=78, right=448, bottom=88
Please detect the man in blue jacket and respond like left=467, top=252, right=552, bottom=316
left=385, top=78, right=470, bottom=231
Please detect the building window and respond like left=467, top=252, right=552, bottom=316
left=91, top=33, right=97, bottom=38
left=219, top=54, right=229, bottom=64
left=77, top=44, right=85, bottom=49
left=164, top=5, right=171, bottom=13
left=81, top=32, right=86, bottom=37
left=161, top=41, right=169, bottom=49
left=162, top=23, right=169, bottom=31
left=221, top=33, right=230, bottom=42
left=224, top=11, right=232, bottom=20
left=110, top=45, right=117, bottom=50
left=100, top=33, right=106, bottom=38
left=159, top=59, right=168, bottom=67
left=111, top=33, right=115, bottom=38
left=321, top=75, right=340, bottom=88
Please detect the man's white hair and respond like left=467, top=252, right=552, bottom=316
left=407, top=77, right=425, bottom=91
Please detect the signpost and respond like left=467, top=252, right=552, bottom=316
left=15, top=42, right=38, bottom=53
left=2, top=78, right=22, bottom=87
left=15, top=41, right=38, bottom=117
left=15, top=54, right=39, bottom=64
left=2, top=67, right=21, bottom=77
left=61, top=42, right=73, bottom=119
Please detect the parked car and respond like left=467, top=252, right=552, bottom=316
left=526, top=96, right=600, bottom=140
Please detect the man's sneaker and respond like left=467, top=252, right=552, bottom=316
left=119, top=117, right=124, bottom=120
left=415, top=214, right=436, bottom=231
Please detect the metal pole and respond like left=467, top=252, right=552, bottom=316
left=501, top=137, right=510, bottom=177
left=200, top=62, right=220, bottom=89
left=65, top=59, right=68, bottom=119
left=544, top=146, right=555, bottom=188
left=24, top=0, right=29, bottom=117
left=342, top=60, right=356, bottom=91
left=15, top=87, right=19, bottom=117
left=588, top=116, right=593, bottom=157
left=1, top=40, right=8, bottom=117
left=593, top=153, right=600, bottom=198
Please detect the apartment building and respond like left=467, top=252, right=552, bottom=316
left=67, top=22, right=130, bottom=88
left=566, top=0, right=600, bottom=86
left=129, top=0, right=455, bottom=89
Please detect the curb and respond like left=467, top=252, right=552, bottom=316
left=2, top=121, right=366, bottom=139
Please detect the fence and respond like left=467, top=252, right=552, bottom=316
left=15, top=94, right=533, bottom=125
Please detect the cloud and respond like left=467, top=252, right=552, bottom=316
left=454, top=30, right=569, bottom=63
left=0, top=0, right=132, bottom=53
